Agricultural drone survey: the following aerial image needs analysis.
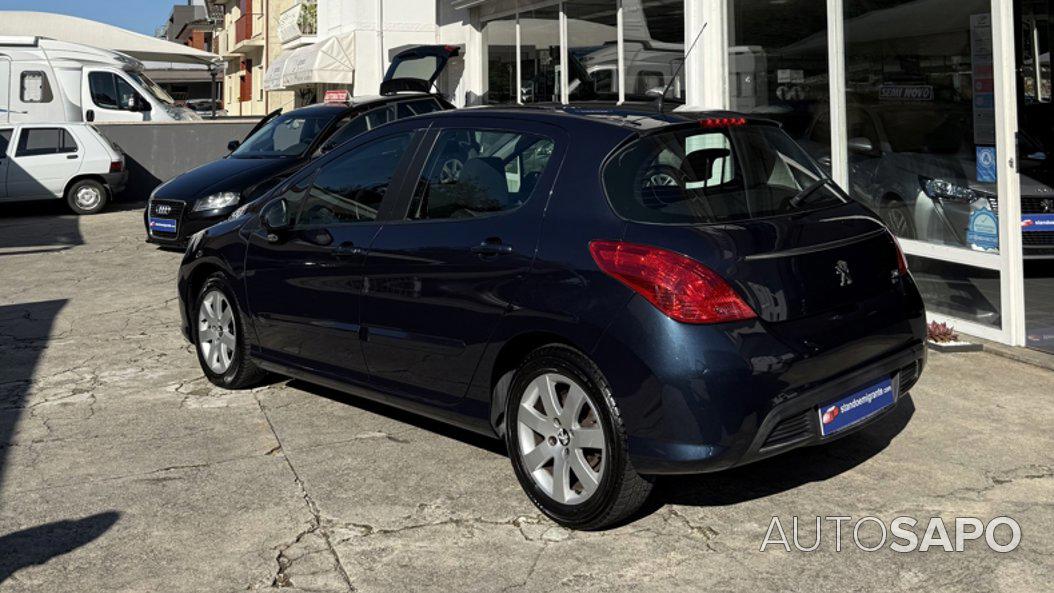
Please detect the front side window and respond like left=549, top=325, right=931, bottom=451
left=20, top=71, right=54, bottom=103
left=16, top=128, right=78, bottom=157
left=604, top=124, right=846, bottom=225
left=89, top=72, right=140, bottom=111
left=295, top=133, right=412, bottom=227
left=232, top=112, right=335, bottom=158
left=407, top=129, right=556, bottom=220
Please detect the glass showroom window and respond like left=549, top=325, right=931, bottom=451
left=623, top=0, right=684, bottom=102
left=566, top=1, right=619, bottom=102
left=484, top=13, right=518, bottom=104
left=727, top=0, right=830, bottom=156
left=844, top=0, right=1002, bottom=329
left=520, top=4, right=562, bottom=103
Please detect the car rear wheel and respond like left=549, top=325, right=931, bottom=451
left=883, top=197, right=916, bottom=240
left=66, top=179, right=109, bottom=215
left=505, top=345, right=653, bottom=530
left=194, top=273, right=268, bottom=389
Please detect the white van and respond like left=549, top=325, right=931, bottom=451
left=0, top=36, right=200, bottom=124
left=0, top=123, right=128, bottom=214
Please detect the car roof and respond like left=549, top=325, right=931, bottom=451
left=415, top=103, right=771, bottom=134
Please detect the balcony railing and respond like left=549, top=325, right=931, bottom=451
left=235, top=12, right=263, bottom=45
left=278, top=0, right=317, bottom=46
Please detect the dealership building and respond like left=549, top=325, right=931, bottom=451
left=434, top=0, right=1051, bottom=353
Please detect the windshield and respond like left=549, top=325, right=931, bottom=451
left=604, top=124, right=847, bottom=224
left=127, top=71, right=175, bottom=106
left=232, top=112, right=335, bottom=158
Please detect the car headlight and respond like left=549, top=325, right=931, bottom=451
left=919, top=177, right=977, bottom=202
left=193, top=191, right=240, bottom=212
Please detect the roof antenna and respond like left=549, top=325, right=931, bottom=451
left=657, top=22, right=707, bottom=114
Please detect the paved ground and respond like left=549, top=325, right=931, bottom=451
left=1, top=205, right=1052, bottom=593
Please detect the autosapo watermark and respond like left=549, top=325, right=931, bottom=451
left=760, top=516, right=1021, bottom=553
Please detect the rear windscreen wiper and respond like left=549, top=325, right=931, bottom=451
left=789, top=177, right=836, bottom=208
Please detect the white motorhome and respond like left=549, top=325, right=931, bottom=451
left=0, top=36, right=200, bottom=124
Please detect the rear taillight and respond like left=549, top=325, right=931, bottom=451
left=891, top=234, right=909, bottom=275
left=109, top=160, right=124, bottom=173
left=589, top=240, right=756, bottom=324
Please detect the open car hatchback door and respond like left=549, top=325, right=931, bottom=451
left=380, top=45, right=461, bottom=95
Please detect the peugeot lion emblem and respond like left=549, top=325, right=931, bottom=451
left=835, top=260, right=853, bottom=287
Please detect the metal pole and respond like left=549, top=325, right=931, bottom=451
left=210, top=66, right=217, bottom=119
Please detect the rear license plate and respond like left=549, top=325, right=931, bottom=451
left=149, top=218, right=178, bottom=234
left=818, top=378, right=895, bottom=436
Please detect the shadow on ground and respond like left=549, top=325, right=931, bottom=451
left=0, top=301, right=118, bottom=582
left=0, top=512, right=121, bottom=584
left=286, top=379, right=915, bottom=524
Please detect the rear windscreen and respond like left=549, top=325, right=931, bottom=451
left=603, top=124, right=847, bottom=224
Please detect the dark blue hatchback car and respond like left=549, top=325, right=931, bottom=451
left=177, top=106, right=927, bottom=529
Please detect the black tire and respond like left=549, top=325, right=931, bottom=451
left=883, top=197, right=916, bottom=240
left=504, top=345, right=653, bottom=530
left=66, top=179, right=109, bottom=215
left=193, top=273, right=268, bottom=389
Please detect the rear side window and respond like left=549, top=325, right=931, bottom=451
left=603, top=124, right=846, bottom=224
left=20, top=71, right=53, bottom=103
left=16, top=128, right=78, bottom=157
left=407, top=128, right=555, bottom=220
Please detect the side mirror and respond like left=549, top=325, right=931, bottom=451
left=86, top=109, right=95, bottom=122
left=227, top=140, right=241, bottom=152
left=260, top=198, right=293, bottom=241
left=848, top=137, right=876, bottom=155
left=319, top=142, right=336, bottom=155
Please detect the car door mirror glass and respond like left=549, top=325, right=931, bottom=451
left=261, top=198, right=294, bottom=233
left=227, top=140, right=241, bottom=152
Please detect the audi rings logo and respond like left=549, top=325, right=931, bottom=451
left=155, top=204, right=172, bottom=215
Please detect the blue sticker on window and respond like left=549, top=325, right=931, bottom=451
left=967, top=208, right=999, bottom=251
left=976, top=146, right=997, bottom=183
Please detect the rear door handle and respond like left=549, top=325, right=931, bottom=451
left=471, top=238, right=513, bottom=256
left=66, top=154, right=78, bottom=159
left=332, top=242, right=366, bottom=258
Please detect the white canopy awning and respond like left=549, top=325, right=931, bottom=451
left=264, top=32, right=356, bottom=91
left=0, top=11, right=219, bottom=64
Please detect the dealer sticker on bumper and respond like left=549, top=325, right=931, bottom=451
left=149, top=218, right=178, bottom=234
left=818, top=378, right=895, bottom=436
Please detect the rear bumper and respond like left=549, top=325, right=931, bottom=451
left=624, top=344, right=924, bottom=474
left=593, top=291, right=928, bottom=476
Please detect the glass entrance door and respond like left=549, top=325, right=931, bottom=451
left=1017, top=0, right=1054, bottom=353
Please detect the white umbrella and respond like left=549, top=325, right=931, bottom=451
left=0, top=11, right=219, bottom=64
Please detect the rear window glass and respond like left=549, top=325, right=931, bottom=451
left=603, top=124, right=847, bottom=224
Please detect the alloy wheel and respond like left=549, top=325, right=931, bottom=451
left=198, top=289, right=236, bottom=374
left=516, top=372, right=606, bottom=505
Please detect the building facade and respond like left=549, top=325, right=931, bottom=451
left=212, top=0, right=296, bottom=114
left=263, top=0, right=453, bottom=106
